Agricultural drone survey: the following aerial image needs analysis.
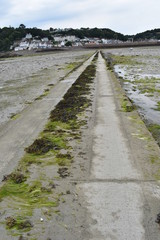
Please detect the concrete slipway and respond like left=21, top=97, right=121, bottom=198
left=79, top=53, right=160, bottom=240
left=0, top=53, right=95, bottom=181
left=0, top=51, right=160, bottom=239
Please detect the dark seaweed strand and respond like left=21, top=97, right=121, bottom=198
left=50, top=52, right=98, bottom=124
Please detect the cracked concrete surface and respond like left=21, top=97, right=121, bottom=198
left=80, top=53, right=160, bottom=240
left=0, top=52, right=95, bottom=182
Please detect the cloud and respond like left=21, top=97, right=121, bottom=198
left=0, top=0, right=160, bottom=34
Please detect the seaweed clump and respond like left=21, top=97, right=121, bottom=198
left=50, top=58, right=97, bottom=123
left=57, top=167, right=70, bottom=178
left=2, top=172, right=26, bottom=184
left=6, top=217, right=33, bottom=230
left=0, top=53, right=98, bottom=237
left=25, top=138, right=54, bottom=154
left=100, top=52, right=114, bottom=70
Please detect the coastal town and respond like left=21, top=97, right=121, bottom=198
left=0, top=26, right=160, bottom=53
left=12, top=32, right=160, bottom=52
left=13, top=32, right=123, bottom=51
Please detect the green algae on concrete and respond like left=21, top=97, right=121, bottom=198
left=128, top=115, right=144, bottom=125
left=102, top=50, right=160, bottom=181
left=6, top=216, right=33, bottom=231
left=148, top=124, right=160, bottom=146
left=121, top=96, right=135, bottom=112
left=65, top=62, right=82, bottom=70
left=0, top=179, right=58, bottom=209
left=10, top=113, right=21, bottom=120
left=34, top=88, right=50, bottom=101
left=0, top=52, right=98, bottom=237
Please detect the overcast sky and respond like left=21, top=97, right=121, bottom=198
left=0, top=0, right=159, bottom=35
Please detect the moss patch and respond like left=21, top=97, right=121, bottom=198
left=34, top=88, right=51, bottom=101
left=2, top=172, right=26, bottom=184
left=112, top=55, right=141, bottom=66
left=6, top=216, right=33, bottom=230
left=10, top=113, right=20, bottom=120
left=148, top=124, right=160, bottom=146
left=150, top=155, right=160, bottom=164
left=65, top=62, right=82, bottom=70
left=55, top=153, right=73, bottom=166
left=121, top=96, right=135, bottom=112
left=153, top=101, right=160, bottom=111
left=0, top=179, right=58, bottom=234
left=131, top=78, right=160, bottom=95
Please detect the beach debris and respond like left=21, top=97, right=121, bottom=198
left=57, top=167, right=69, bottom=178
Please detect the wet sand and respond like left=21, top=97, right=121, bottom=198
left=102, top=47, right=160, bottom=125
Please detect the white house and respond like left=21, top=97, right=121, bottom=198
left=39, top=42, right=52, bottom=49
left=42, top=37, right=49, bottom=42
left=72, top=42, right=82, bottom=47
left=60, top=41, right=65, bottom=47
left=19, top=41, right=29, bottom=49
left=66, top=35, right=77, bottom=42
left=25, top=33, right=32, bottom=39
left=54, top=35, right=77, bottom=42
left=14, top=46, right=24, bottom=51
left=102, top=39, right=108, bottom=44
left=28, top=40, right=40, bottom=50
left=80, top=37, right=89, bottom=43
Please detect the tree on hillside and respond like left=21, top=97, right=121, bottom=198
left=49, top=27, right=54, bottom=32
left=65, top=41, right=72, bottom=47
left=19, top=24, right=26, bottom=29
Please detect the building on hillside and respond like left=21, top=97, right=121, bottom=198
left=14, top=37, right=53, bottom=51
left=39, top=41, right=53, bottom=49
left=14, top=46, right=25, bottom=51
left=72, top=42, right=83, bottom=47
left=102, top=39, right=108, bottom=44
left=28, top=40, right=40, bottom=50
left=80, top=37, right=89, bottom=43
left=25, top=33, right=32, bottom=40
left=54, top=35, right=77, bottom=42
left=42, top=37, right=49, bottom=42
left=19, top=41, right=29, bottom=49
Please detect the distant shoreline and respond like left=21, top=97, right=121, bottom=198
left=83, top=41, right=160, bottom=49
left=1, top=42, right=160, bottom=58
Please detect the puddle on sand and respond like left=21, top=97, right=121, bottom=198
left=103, top=47, right=160, bottom=125
left=128, top=90, right=160, bottom=124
